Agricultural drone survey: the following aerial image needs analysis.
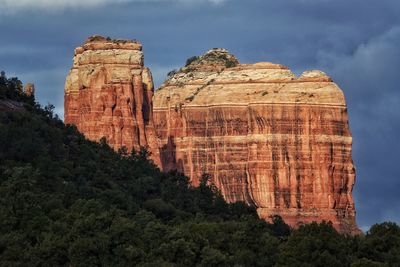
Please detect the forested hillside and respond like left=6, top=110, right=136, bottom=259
left=0, top=72, right=399, bottom=266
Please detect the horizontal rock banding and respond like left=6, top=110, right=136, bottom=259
left=153, top=48, right=358, bottom=234
left=64, top=35, right=160, bottom=165
left=64, top=41, right=359, bottom=234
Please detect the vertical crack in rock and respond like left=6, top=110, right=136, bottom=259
left=245, top=106, right=256, bottom=206
left=294, top=104, right=301, bottom=211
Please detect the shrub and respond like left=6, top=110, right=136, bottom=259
left=167, top=69, right=177, bottom=78
left=185, top=56, right=199, bottom=66
left=185, top=95, right=195, bottom=102
left=225, top=60, right=237, bottom=68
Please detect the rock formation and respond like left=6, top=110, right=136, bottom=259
left=64, top=35, right=160, bottom=164
left=24, top=83, right=35, bottom=96
left=153, top=49, right=359, bottom=234
left=64, top=39, right=359, bottom=234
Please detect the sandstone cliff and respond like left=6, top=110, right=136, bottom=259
left=64, top=39, right=359, bottom=234
left=64, top=36, right=160, bottom=164
left=153, top=49, right=358, bottom=234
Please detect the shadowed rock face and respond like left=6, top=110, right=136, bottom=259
left=64, top=35, right=160, bottom=165
left=153, top=49, right=359, bottom=234
left=64, top=40, right=359, bottom=234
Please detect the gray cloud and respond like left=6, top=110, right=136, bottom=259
left=0, top=0, right=228, bottom=13
left=0, top=0, right=129, bottom=13
left=318, top=26, right=400, bottom=228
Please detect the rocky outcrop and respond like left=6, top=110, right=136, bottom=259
left=153, top=49, right=359, bottom=234
left=64, top=36, right=160, bottom=164
left=64, top=39, right=359, bottom=234
left=24, top=83, right=35, bottom=96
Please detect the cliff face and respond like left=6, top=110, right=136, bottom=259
left=153, top=49, right=358, bottom=234
left=64, top=36, right=160, bottom=164
left=64, top=40, right=358, bottom=234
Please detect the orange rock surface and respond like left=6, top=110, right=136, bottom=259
left=64, top=35, right=160, bottom=164
left=24, top=83, right=35, bottom=97
left=64, top=40, right=359, bottom=234
left=153, top=49, right=359, bottom=234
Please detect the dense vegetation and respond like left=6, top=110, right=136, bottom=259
left=1, top=72, right=399, bottom=266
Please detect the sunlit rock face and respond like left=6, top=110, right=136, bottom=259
left=153, top=49, right=359, bottom=234
left=64, top=38, right=359, bottom=234
left=24, top=83, right=35, bottom=96
left=64, top=35, right=160, bottom=165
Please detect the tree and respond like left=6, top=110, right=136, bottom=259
left=356, top=222, right=400, bottom=265
left=185, top=56, right=199, bottom=66
left=277, top=221, right=352, bottom=267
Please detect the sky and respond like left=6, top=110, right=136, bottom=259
left=0, top=0, right=399, bottom=231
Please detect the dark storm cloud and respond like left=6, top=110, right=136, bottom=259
left=321, top=26, right=400, bottom=229
left=0, top=0, right=399, bottom=230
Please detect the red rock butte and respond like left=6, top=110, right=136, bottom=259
left=64, top=35, right=160, bottom=165
left=64, top=37, right=359, bottom=234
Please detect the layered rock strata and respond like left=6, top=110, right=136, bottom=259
left=64, top=39, right=359, bottom=234
left=153, top=49, right=358, bottom=233
left=64, top=36, right=160, bottom=164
